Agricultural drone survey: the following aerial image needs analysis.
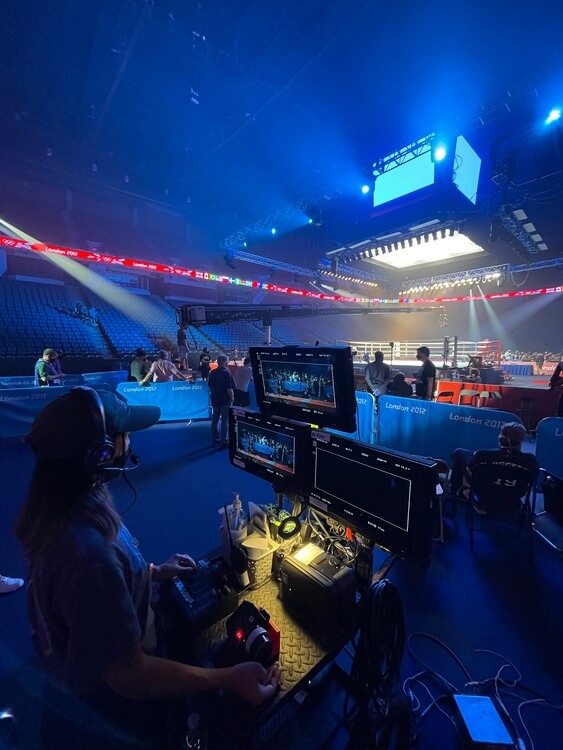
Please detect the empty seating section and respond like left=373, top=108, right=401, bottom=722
left=92, top=294, right=164, bottom=357
left=272, top=320, right=306, bottom=345
left=91, top=293, right=216, bottom=357
left=181, top=324, right=215, bottom=349
left=0, top=278, right=407, bottom=362
left=0, top=279, right=110, bottom=357
left=272, top=320, right=317, bottom=345
left=201, top=322, right=267, bottom=351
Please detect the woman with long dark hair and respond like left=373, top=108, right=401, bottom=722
left=15, top=388, right=279, bottom=750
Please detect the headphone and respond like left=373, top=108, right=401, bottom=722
left=70, top=387, right=116, bottom=474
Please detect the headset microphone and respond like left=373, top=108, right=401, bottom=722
left=99, top=451, right=141, bottom=477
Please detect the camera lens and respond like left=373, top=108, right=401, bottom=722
left=245, top=627, right=272, bottom=666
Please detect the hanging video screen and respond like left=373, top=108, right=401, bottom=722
left=309, top=431, right=437, bottom=567
left=229, top=408, right=313, bottom=493
left=249, top=346, right=357, bottom=433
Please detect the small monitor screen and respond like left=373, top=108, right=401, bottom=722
left=249, top=346, right=357, bottom=432
left=309, top=431, right=436, bottom=567
left=229, top=408, right=313, bottom=493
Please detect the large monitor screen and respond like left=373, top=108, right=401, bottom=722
left=249, top=346, right=357, bottom=433
left=229, top=408, right=313, bottom=493
left=373, top=151, right=435, bottom=209
left=308, top=431, right=437, bottom=567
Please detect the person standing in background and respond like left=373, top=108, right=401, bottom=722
left=233, top=356, right=253, bottom=407
left=129, top=349, right=150, bottom=383
left=177, top=324, right=189, bottom=370
left=414, top=346, right=436, bottom=400
left=35, top=349, right=65, bottom=386
left=549, top=360, right=563, bottom=416
left=199, top=348, right=211, bottom=382
left=208, top=355, right=235, bottom=447
left=139, top=350, right=190, bottom=384
left=364, top=351, right=391, bottom=399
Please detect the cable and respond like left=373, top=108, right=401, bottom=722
left=344, top=579, right=407, bottom=748
left=517, top=698, right=563, bottom=750
left=404, top=637, right=563, bottom=750
left=118, top=471, right=139, bottom=516
left=407, top=632, right=473, bottom=683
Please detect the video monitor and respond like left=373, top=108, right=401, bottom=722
left=229, top=408, right=313, bottom=494
left=308, top=431, right=437, bottom=567
left=249, top=346, right=357, bottom=433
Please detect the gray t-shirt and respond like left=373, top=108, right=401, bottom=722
left=28, top=521, right=149, bottom=693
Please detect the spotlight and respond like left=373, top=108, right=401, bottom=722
left=271, top=227, right=277, bottom=235
left=434, top=145, right=447, bottom=162
left=308, top=218, right=313, bottom=224
left=361, top=185, right=370, bottom=194
left=545, top=108, right=561, bottom=125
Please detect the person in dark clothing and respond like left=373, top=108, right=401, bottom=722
left=208, top=355, right=235, bottom=446
left=451, top=422, right=538, bottom=512
left=548, top=361, right=563, bottom=390
left=549, top=361, right=563, bottom=416
left=414, top=346, right=436, bottom=400
left=177, top=325, right=188, bottom=370
left=386, top=372, right=413, bottom=398
left=199, top=348, right=211, bottom=382
left=14, top=388, right=279, bottom=750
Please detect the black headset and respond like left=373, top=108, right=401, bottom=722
left=70, top=387, right=116, bottom=473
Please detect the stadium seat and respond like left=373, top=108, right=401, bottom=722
left=466, top=462, right=535, bottom=551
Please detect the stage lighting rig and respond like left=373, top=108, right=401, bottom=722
left=497, top=206, right=548, bottom=255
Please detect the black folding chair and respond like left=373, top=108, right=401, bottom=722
left=466, top=462, right=535, bottom=551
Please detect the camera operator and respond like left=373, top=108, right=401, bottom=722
left=15, top=387, right=279, bottom=750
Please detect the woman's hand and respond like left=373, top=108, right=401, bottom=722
left=151, top=554, right=197, bottom=583
left=226, top=662, right=281, bottom=706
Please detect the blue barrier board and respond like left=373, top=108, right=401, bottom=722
left=116, top=381, right=210, bottom=422
left=535, top=417, right=563, bottom=479
left=378, top=395, right=522, bottom=464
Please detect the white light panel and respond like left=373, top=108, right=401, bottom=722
left=365, top=231, right=485, bottom=270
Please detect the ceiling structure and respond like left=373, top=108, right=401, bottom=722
left=1, top=0, right=563, bottom=297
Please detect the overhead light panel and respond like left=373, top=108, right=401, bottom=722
left=522, top=223, right=536, bottom=232
left=366, top=229, right=485, bottom=270
left=512, top=209, right=527, bottom=221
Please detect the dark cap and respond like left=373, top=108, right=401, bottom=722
left=135, top=348, right=147, bottom=358
left=28, top=388, right=160, bottom=460
left=97, top=390, right=160, bottom=437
